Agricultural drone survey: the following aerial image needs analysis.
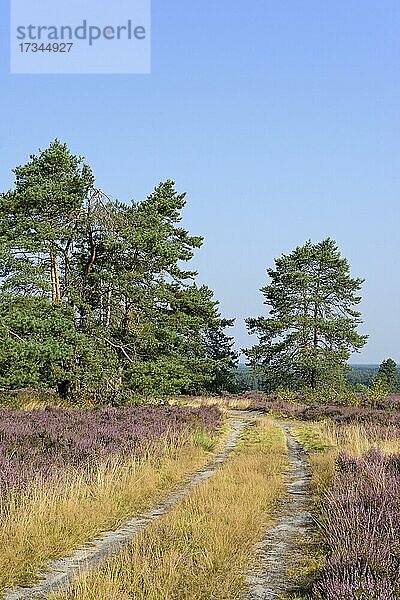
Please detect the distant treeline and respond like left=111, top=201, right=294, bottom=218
left=234, top=364, right=400, bottom=391
left=345, top=365, right=379, bottom=387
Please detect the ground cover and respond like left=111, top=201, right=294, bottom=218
left=287, top=420, right=400, bottom=599
left=48, top=417, right=287, bottom=600
left=0, top=405, right=222, bottom=594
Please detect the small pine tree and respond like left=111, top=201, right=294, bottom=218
left=202, top=319, right=239, bottom=393
left=373, top=358, right=400, bottom=393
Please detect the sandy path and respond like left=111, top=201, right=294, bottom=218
left=244, top=422, right=311, bottom=600
left=4, top=413, right=310, bottom=600
left=3, top=417, right=247, bottom=600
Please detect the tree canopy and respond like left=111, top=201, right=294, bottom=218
left=0, top=141, right=237, bottom=402
left=244, top=238, right=367, bottom=390
left=373, top=358, right=400, bottom=393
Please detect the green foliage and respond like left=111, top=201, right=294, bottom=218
left=0, top=142, right=234, bottom=402
left=244, top=238, right=367, bottom=391
left=372, top=358, right=400, bottom=393
left=369, top=377, right=390, bottom=400
left=201, top=318, right=239, bottom=393
left=292, top=424, right=331, bottom=453
left=233, top=364, right=262, bottom=391
left=276, top=389, right=303, bottom=404
left=304, top=386, right=361, bottom=407
left=345, top=364, right=378, bottom=387
left=191, top=428, right=218, bottom=452
left=0, top=295, right=113, bottom=390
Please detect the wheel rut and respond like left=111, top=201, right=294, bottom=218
left=3, top=415, right=310, bottom=600
left=244, top=421, right=311, bottom=600
left=3, top=417, right=247, bottom=600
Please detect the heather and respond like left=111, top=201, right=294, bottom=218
left=243, top=391, right=400, bottom=426
left=313, top=449, right=400, bottom=599
left=47, top=418, right=287, bottom=600
left=0, top=405, right=222, bottom=496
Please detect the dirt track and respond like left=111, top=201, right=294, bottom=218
left=3, top=417, right=247, bottom=600
left=244, top=422, right=311, bottom=599
left=4, top=413, right=311, bottom=600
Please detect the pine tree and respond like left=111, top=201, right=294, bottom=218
left=202, top=319, right=239, bottom=393
left=244, top=239, right=367, bottom=390
left=81, top=182, right=232, bottom=397
left=0, top=144, right=235, bottom=401
left=373, top=358, right=400, bottom=393
left=0, top=139, right=93, bottom=302
left=0, top=141, right=116, bottom=397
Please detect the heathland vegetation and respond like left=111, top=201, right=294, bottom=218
left=0, top=142, right=399, bottom=600
left=0, top=405, right=222, bottom=593
left=49, top=418, right=287, bottom=600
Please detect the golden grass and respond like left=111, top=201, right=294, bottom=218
left=171, top=394, right=252, bottom=411
left=49, top=418, right=287, bottom=600
left=292, top=419, right=400, bottom=498
left=293, top=419, right=400, bottom=455
left=0, top=429, right=223, bottom=595
left=279, top=419, right=400, bottom=599
left=314, top=420, right=400, bottom=455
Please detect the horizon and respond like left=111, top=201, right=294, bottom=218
left=237, top=362, right=390, bottom=367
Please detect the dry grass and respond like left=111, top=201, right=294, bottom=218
left=315, top=420, right=400, bottom=455
left=279, top=419, right=400, bottom=599
left=171, top=394, right=252, bottom=411
left=49, top=418, right=287, bottom=600
left=0, top=429, right=222, bottom=595
left=293, top=419, right=400, bottom=455
left=292, top=419, right=400, bottom=497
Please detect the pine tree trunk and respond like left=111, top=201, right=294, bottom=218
left=106, top=288, right=112, bottom=328
left=123, top=299, right=133, bottom=333
left=50, top=244, right=61, bottom=303
left=311, top=368, right=317, bottom=390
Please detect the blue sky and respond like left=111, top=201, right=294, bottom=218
left=1, top=0, right=399, bottom=363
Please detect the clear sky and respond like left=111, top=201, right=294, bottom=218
left=1, top=0, right=399, bottom=363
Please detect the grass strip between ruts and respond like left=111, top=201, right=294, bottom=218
left=0, top=426, right=224, bottom=594
left=49, top=417, right=287, bottom=600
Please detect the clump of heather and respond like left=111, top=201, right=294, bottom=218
left=247, top=392, right=400, bottom=427
left=243, top=391, right=306, bottom=417
left=313, top=449, right=400, bottom=599
left=0, top=405, right=221, bottom=496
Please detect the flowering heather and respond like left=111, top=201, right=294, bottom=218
left=313, top=449, right=400, bottom=599
left=0, top=405, right=222, bottom=495
left=245, top=391, right=400, bottom=426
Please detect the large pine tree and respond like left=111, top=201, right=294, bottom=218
left=0, top=141, right=234, bottom=401
left=244, top=239, right=367, bottom=390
